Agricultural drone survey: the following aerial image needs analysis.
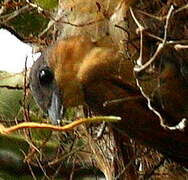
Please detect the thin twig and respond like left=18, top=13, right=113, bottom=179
left=174, top=3, right=188, bottom=14
left=23, top=56, right=29, bottom=122
left=35, top=155, right=51, bottom=180
left=130, top=7, right=145, bottom=66
left=114, top=24, right=129, bottom=34
left=0, top=0, right=11, bottom=15
left=143, top=31, right=163, bottom=42
left=134, top=43, right=163, bottom=72
left=0, top=5, right=31, bottom=22
left=135, top=9, right=166, bottom=21
left=0, top=116, right=121, bottom=135
left=134, top=5, right=174, bottom=72
left=69, top=158, right=76, bottom=180
left=96, top=122, right=106, bottom=139
left=132, top=5, right=179, bottom=129
left=24, top=131, right=52, bottom=163
left=163, top=5, right=174, bottom=43
left=0, top=85, right=23, bottom=90
left=48, top=145, right=85, bottom=166
left=27, top=159, right=37, bottom=180
left=174, top=44, right=188, bottom=50
left=26, top=0, right=43, bottom=13
left=103, top=95, right=143, bottom=107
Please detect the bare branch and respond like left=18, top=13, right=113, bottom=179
left=0, top=116, right=121, bottom=135
left=0, top=0, right=11, bottom=15
left=0, top=85, right=23, bottom=90
left=0, top=5, right=31, bottom=23
left=174, top=44, right=188, bottom=50
left=134, top=5, right=174, bottom=73
left=131, top=5, right=187, bottom=130
left=130, top=7, right=145, bottom=66
left=174, top=3, right=188, bottom=14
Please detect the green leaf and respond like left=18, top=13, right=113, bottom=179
left=35, top=0, right=58, bottom=10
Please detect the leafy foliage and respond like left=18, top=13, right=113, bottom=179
left=35, top=0, right=58, bottom=10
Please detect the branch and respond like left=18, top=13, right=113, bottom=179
left=0, top=85, right=23, bottom=90
left=130, top=5, right=187, bottom=130
left=0, top=116, right=121, bottom=135
left=130, top=7, right=145, bottom=66
left=0, top=0, right=11, bottom=15
left=133, top=5, right=174, bottom=72
left=0, top=5, right=31, bottom=23
left=174, top=44, right=188, bottom=50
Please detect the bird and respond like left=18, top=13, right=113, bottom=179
left=29, top=35, right=188, bottom=167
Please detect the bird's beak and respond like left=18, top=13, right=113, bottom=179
left=47, top=90, right=64, bottom=125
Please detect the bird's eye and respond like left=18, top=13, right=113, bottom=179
left=39, top=67, right=54, bottom=86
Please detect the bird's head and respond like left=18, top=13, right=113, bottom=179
left=29, top=36, right=95, bottom=124
left=29, top=53, right=64, bottom=124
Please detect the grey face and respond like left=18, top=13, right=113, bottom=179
left=29, top=54, right=63, bottom=124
